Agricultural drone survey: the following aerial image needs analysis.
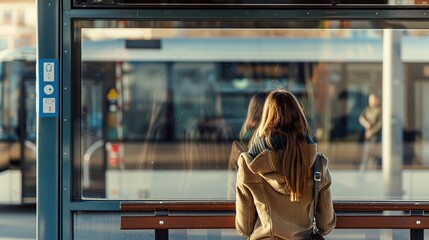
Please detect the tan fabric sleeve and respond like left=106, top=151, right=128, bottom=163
left=227, top=141, right=248, bottom=199
left=316, top=158, right=337, bottom=235
left=235, top=156, right=257, bottom=237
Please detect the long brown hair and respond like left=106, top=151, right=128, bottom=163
left=255, top=90, right=313, bottom=202
left=239, top=92, right=268, bottom=141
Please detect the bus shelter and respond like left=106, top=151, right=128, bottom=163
left=37, top=0, right=429, bottom=239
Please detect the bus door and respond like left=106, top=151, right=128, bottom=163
left=0, top=59, right=21, bottom=204
left=20, top=75, right=37, bottom=203
left=81, top=77, right=105, bottom=198
left=0, top=59, right=36, bottom=204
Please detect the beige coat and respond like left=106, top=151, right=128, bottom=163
left=235, top=144, right=336, bottom=240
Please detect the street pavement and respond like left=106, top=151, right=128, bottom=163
left=0, top=205, right=35, bottom=240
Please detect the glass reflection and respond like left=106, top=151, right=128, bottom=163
left=78, top=25, right=428, bottom=201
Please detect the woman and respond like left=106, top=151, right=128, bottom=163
left=235, top=90, right=336, bottom=239
left=227, top=92, right=268, bottom=199
left=238, top=91, right=269, bottom=146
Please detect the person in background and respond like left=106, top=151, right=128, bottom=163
left=227, top=92, right=268, bottom=199
left=359, top=93, right=382, bottom=170
left=235, top=89, right=336, bottom=239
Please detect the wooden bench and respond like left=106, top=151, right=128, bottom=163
left=121, top=201, right=429, bottom=239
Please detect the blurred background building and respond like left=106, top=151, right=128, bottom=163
left=0, top=0, right=36, bottom=51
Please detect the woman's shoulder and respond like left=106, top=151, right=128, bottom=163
left=316, top=152, right=330, bottom=168
left=316, top=152, right=332, bottom=185
left=232, top=140, right=248, bottom=153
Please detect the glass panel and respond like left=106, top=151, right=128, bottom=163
left=74, top=0, right=428, bottom=7
left=77, top=21, right=429, bottom=201
left=74, top=212, right=154, bottom=240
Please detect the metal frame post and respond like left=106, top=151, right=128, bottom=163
left=36, top=0, right=60, bottom=239
left=410, top=210, right=424, bottom=240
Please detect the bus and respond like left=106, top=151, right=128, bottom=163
left=79, top=35, right=425, bottom=200
left=1, top=32, right=427, bottom=203
left=0, top=46, right=36, bottom=204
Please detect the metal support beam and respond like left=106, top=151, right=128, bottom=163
left=155, top=210, right=169, bottom=240
left=410, top=210, right=424, bottom=240
left=37, top=0, right=60, bottom=239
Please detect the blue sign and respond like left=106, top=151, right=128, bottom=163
left=38, top=58, right=59, bottom=117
